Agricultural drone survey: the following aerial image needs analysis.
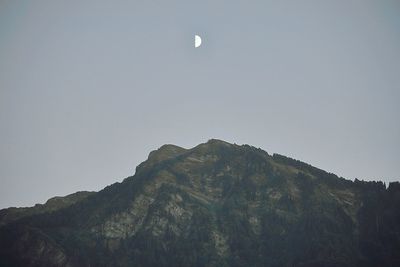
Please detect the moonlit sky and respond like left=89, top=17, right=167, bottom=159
left=1, top=0, right=399, bottom=208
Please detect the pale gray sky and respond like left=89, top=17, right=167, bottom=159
left=1, top=0, right=399, bottom=208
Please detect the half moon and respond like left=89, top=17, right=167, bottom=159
left=195, top=35, right=202, bottom=48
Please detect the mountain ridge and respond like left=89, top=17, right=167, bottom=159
left=0, top=139, right=399, bottom=267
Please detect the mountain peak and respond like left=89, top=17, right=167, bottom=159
left=205, top=138, right=233, bottom=146
left=148, top=144, right=186, bottom=161
left=1, top=140, right=400, bottom=267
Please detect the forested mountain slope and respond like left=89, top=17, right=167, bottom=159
left=1, top=139, right=399, bottom=267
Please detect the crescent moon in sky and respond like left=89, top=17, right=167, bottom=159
left=195, top=35, right=202, bottom=48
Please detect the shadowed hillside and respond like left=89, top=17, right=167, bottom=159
left=1, top=139, right=399, bottom=267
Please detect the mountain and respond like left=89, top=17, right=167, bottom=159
left=0, top=139, right=399, bottom=267
left=0, top=191, right=94, bottom=227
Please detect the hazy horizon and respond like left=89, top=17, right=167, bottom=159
left=1, top=0, right=399, bottom=208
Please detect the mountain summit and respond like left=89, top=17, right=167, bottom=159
left=1, top=139, right=399, bottom=267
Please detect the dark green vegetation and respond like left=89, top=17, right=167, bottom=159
left=1, top=139, right=399, bottom=267
left=0, top=191, right=94, bottom=227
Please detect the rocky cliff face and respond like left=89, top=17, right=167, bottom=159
left=1, top=139, right=399, bottom=267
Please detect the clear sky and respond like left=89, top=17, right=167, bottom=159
left=1, top=0, right=399, bottom=208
